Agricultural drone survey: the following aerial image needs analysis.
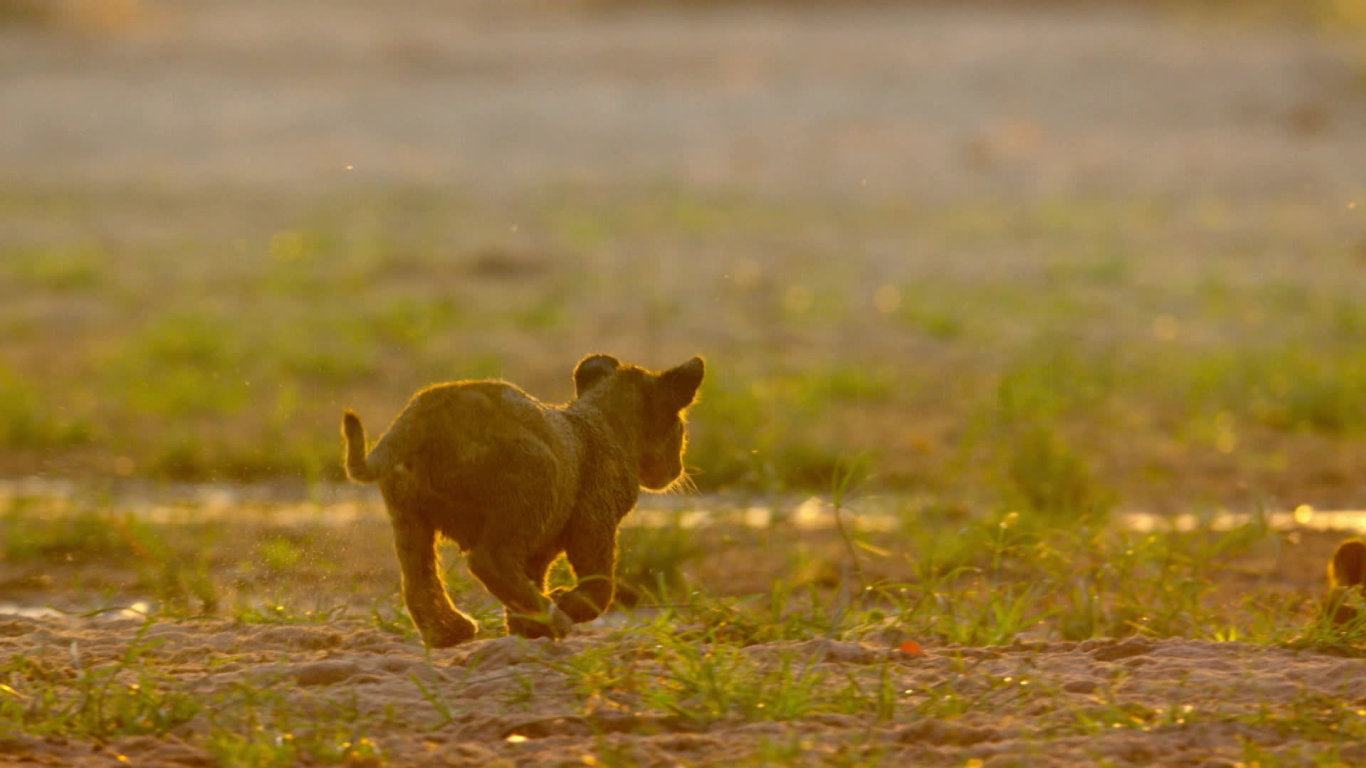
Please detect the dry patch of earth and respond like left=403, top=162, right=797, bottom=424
left=3, top=615, right=1365, bottom=767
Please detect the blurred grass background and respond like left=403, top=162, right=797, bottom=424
left=1, top=0, right=1364, bottom=517
left=3, top=187, right=1362, bottom=514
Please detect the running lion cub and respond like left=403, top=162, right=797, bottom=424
left=342, top=354, right=704, bottom=647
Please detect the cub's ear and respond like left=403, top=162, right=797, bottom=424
left=659, top=356, right=705, bottom=411
left=574, top=354, right=621, bottom=397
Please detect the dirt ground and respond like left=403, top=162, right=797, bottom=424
left=1, top=488, right=1364, bottom=766
left=3, top=615, right=1365, bottom=767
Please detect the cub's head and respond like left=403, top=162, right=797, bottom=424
left=574, top=354, right=705, bottom=491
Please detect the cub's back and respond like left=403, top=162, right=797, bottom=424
left=375, top=380, right=579, bottom=490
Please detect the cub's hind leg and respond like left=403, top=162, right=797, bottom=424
left=553, top=521, right=618, bottom=624
left=385, top=494, right=478, bottom=648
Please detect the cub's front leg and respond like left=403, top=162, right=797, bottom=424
left=467, top=542, right=573, bottom=640
left=552, top=521, right=619, bottom=624
left=505, top=548, right=575, bottom=639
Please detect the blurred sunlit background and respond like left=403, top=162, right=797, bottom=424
left=3, top=0, right=1365, bottom=518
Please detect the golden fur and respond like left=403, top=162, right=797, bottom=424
left=342, top=354, right=704, bottom=647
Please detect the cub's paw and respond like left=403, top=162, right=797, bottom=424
left=507, top=604, right=573, bottom=640
left=420, top=614, right=479, bottom=648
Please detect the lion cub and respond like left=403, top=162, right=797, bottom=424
left=342, top=354, right=704, bottom=647
left=1324, top=538, right=1366, bottom=627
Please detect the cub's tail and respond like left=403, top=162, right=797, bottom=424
left=342, top=410, right=381, bottom=483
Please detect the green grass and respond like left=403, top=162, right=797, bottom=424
left=5, top=242, right=107, bottom=291
left=0, top=487, right=1348, bottom=648
left=0, top=366, right=92, bottom=450
left=0, top=621, right=202, bottom=740
left=1, top=187, right=1363, bottom=512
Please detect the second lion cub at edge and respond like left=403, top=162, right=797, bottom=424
left=342, top=354, right=704, bottom=647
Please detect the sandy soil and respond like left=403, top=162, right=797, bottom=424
left=3, top=615, right=1365, bottom=767
left=1, top=489, right=1363, bottom=766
